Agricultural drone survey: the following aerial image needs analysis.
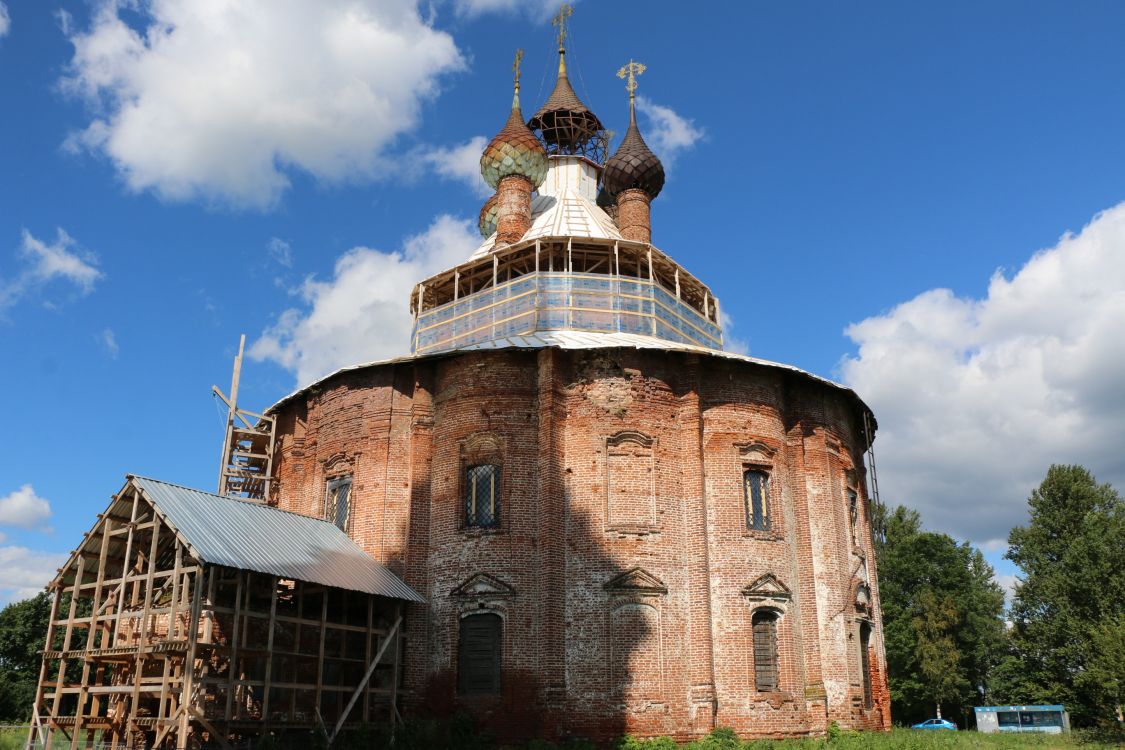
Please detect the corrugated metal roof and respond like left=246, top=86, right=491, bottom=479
left=266, top=330, right=875, bottom=435
left=131, top=476, right=424, bottom=603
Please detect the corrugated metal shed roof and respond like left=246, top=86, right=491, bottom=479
left=131, top=476, right=424, bottom=603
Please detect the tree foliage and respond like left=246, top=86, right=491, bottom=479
left=0, top=592, right=52, bottom=721
left=997, top=465, right=1125, bottom=726
left=876, top=507, right=1006, bottom=726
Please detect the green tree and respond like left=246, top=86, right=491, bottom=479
left=876, top=507, right=1006, bottom=726
left=998, top=465, right=1125, bottom=726
left=0, top=592, right=52, bottom=720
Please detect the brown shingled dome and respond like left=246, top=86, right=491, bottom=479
left=603, top=100, right=665, bottom=200
left=480, top=91, right=548, bottom=191
left=478, top=194, right=499, bottom=237
left=528, top=51, right=604, bottom=154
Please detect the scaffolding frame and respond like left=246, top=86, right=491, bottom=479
left=214, top=336, right=276, bottom=501
left=29, top=484, right=403, bottom=750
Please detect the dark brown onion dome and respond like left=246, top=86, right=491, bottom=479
left=603, top=97, right=664, bottom=200
left=478, top=193, right=499, bottom=237
left=480, top=88, right=548, bottom=190
left=528, top=49, right=603, bottom=155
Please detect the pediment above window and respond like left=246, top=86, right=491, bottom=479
left=451, top=572, right=516, bottom=599
left=735, top=440, right=778, bottom=462
left=604, top=567, right=667, bottom=596
left=741, top=573, right=791, bottom=603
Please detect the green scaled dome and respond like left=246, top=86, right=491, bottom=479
left=480, top=89, right=548, bottom=190
left=478, top=193, right=499, bottom=237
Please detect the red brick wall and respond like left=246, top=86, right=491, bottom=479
left=270, top=347, right=891, bottom=742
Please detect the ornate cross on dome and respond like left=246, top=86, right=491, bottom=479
left=617, top=60, right=647, bottom=101
left=552, top=3, right=573, bottom=50
left=512, top=48, right=523, bottom=91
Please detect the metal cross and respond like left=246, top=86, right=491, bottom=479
left=512, top=48, right=523, bottom=89
left=552, top=3, right=573, bottom=49
left=617, top=60, right=647, bottom=99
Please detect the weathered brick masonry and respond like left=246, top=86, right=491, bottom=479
left=268, top=347, right=891, bottom=741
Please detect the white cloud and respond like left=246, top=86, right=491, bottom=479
left=250, top=214, right=479, bottom=384
left=61, top=0, right=464, bottom=209
left=416, top=136, right=490, bottom=198
left=0, top=2, right=11, bottom=38
left=635, top=95, right=705, bottom=167
left=268, top=237, right=293, bottom=268
left=1, top=228, right=103, bottom=311
left=0, top=484, right=53, bottom=529
left=99, top=327, right=119, bottom=358
left=994, top=573, right=1020, bottom=608
left=841, top=202, right=1125, bottom=544
left=0, top=546, right=67, bottom=604
left=720, top=311, right=750, bottom=356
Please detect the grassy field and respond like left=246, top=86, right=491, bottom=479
left=3, top=725, right=1121, bottom=750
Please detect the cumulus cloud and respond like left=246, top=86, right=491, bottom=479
left=250, top=214, right=479, bottom=384
left=0, top=2, right=10, bottom=38
left=635, top=96, right=705, bottom=168
left=0, top=546, right=67, bottom=604
left=60, top=0, right=464, bottom=209
left=841, top=202, right=1125, bottom=545
left=0, top=484, right=53, bottom=529
left=0, top=228, right=103, bottom=311
left=415, top=136, right=490, bottom=198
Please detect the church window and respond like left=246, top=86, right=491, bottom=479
left=860, top=621, right=873, bottom=708
left=458, top=613, right=502, bottom=695
left=465, top=464, right=500, bottom=528
left=324, top=476, right=352, bottom=532
left=744, top=469, right=770, bottom=531
left=752, top=610, right=780, bottom=692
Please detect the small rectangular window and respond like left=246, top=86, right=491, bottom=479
left=848, top=489, right=859, bottom=540
left=465, top=464, right=500, bottom=528
left=325, top=476, right=352, bottom=532
left=744, top=469, right=770, bottom=531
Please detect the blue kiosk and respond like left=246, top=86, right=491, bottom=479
left=974, top=705, right=1070, bottom=734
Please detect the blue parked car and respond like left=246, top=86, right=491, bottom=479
left=912, top=718, right=958, bottom=730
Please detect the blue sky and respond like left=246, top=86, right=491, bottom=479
left=2, top=0, right=1124, bottom=603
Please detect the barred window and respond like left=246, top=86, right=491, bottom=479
left=458, top=613, right=502, bottom=695
left=752, top=610, right=780, bottom=691
left=325, top=476, right=352, bottom=532
left=465, top=464, right=500, bottom=528
left=744, top=469, right=770, bottom=531
left=860, top=621, right=873, bottom=708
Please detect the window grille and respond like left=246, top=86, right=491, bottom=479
left=848, top=489, right=859, bottom=540
left=752, top=611, right=780, bottom=692
left=458, top=613, right=502, bottom=694
left=744, top=469, right=770, bottom=531
left=860, top=622, right=873, bottom=708
left=325, top=476, right=352, bottom=532
left=465, top=464, right=500, bottom=528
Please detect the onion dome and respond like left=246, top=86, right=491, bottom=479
left=527, top=37, right=603, bottom=155
left=478, top=193, right=499, bottom=237
left=480, top=75, right=548, bottom=191
left=603, top=62, right=665, bottom=200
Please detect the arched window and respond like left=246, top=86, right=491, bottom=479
left=465, top=464, right=500, bottom=528
left=744, top=469, right=770, bottom=531
left=458, top=613, right=502, bottom=695
left=859, top=621, right=873, bottom=708
left=752, top=610, right=779, bottom=692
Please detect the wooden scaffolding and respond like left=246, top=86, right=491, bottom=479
left=213, top=336, right=276, bottom=502
left=29, top=478, right=411, bottom=750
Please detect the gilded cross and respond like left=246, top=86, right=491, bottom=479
left=552, top=3, right=573, bottom=49
left=512, top=48, right=523, bottom=90
left=617, top=60, right=647, bottom=100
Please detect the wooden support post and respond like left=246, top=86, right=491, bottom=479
left=389, top=603, right=402, bottom=728
left=179, top=567, right=205, bottom=748
left=225, top=570, right=244, bottom=723
left=614, top=240, right=620, bottom=276
left=260, top=576, right=279, bottom=729
left=567, top=237, right=573, bottom=273
left=28, top=591, right=61, bottom=750
left=128, top=516, right=161, bottom=744
left=492, top=254, right=498, bottom=288
left=49, top=555, right=85, bottom=750
left=315, top=588, right=328, bottom=722
left=329, top=615, right=403, bottom=744
left=675, top=268, right=681, bottom=299
left=454, top=270, right=460, bottom=301
left=113, top=491, right=140, bottom=644
left=534, top=239, right=540, bottom=274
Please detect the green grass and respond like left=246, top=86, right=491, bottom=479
left=1, top=727, right=30, bottom=750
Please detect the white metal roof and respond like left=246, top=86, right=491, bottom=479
left=265, top=330, right=875, bottom=432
